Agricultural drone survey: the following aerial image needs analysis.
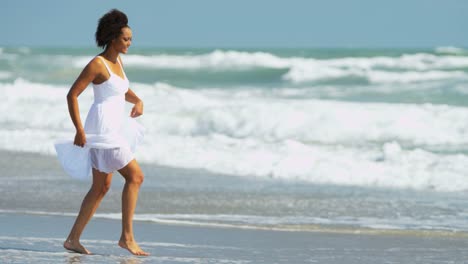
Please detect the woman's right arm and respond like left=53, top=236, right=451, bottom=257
left=66, top=59, right=100, bottom=147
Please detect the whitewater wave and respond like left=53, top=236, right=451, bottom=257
left=67, top=50, right=468, bottom=84
left=435, top=46, right=466, bottom=55
left=283, top=67, right=467, bottom=84
left=110, top=50, right=468, bottom=71
left=3, top=80, right=468, bottom=191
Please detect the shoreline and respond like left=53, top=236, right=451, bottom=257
left=2, top=149, right=468, bottom=237
left=2, top=208, right=468, bottom=239
left=1, top=212, right=468, bottom=264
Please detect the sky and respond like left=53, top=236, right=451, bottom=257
left=2, top=0, right=467, bottom=48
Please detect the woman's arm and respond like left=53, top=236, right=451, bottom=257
left=66, top=59, right=101, bottom=147
left=125, top=88, right=144, bottom=118
left=119, top=55, right=144, bottom=118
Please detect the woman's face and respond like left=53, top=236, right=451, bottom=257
left=112, top=27, right=132, bottom=54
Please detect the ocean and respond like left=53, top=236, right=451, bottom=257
left=2, top=46, right=468, bottom=263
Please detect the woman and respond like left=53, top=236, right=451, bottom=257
left=54, top=9, right=149, bottom=256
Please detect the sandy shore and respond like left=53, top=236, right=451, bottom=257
left=1, top=212, right=468, bottom=264
left=2, top=149, right=468, bottom=263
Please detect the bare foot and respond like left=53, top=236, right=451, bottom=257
left=118, top=239, right=150, bottom=256
left=63, top=239, right=91, bottom=254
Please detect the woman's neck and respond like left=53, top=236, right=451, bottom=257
left=101, top=48, right=119, bottom=63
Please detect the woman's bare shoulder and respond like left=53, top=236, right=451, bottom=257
left=88, top=56, right=105, bottom=68
left=83, top=56, right=106, bottom=75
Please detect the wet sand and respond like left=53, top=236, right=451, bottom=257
left=2, top=211, right=468, bottom=263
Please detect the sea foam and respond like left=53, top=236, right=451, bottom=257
left=435, top=46, right=466, bottom=55
left=3, top=79, right=468, bottom=191
left=69, top=50, right=468, bottom=85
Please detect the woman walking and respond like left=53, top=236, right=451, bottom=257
left=55, top=9, right=149, bottom=256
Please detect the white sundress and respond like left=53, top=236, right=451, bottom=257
left=54, top=56, right=144, bottom=180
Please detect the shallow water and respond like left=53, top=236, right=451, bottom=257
left=2, top=212, right=468, bottom=264
left=3, top=150, right=468, bottom=235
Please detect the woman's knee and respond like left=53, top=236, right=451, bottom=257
left=127, top=172, right=144, bottom=185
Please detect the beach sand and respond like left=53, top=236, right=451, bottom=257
left=1, top=150, right=468, bottom=263
left=1, top=212, right=468, bottom=264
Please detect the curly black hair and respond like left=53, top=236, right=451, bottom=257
left=95, top=9, right=129, bottom=49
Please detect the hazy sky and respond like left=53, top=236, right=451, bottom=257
left=2, top=0, right=467, bottom=48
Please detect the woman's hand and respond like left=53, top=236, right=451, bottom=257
left=130, top=100, right=144, bottom=118
left=74, top=129, right=87, bottom=147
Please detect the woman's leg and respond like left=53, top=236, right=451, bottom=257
left=64, top=169, right=113, bottom=254
left=117, top=159, right=149, bottom=256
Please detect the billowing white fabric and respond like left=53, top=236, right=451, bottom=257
left=55, top=56, right=144, bottom=180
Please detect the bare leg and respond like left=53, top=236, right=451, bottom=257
left=117, top=159, right=149, bottom=256
left=64, top=169, right=113, bottom=254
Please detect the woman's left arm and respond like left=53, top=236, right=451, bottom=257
left=120, top=56, right=144, bottom=117
left=126, top=88, right=144, bottom=118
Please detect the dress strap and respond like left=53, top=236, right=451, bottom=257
left=116, top=56, right=127, bottom=80
left=97, top=56, right=112, bottom=76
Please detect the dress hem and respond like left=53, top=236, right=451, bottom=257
left=91, top=156, right=135, bottom=174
